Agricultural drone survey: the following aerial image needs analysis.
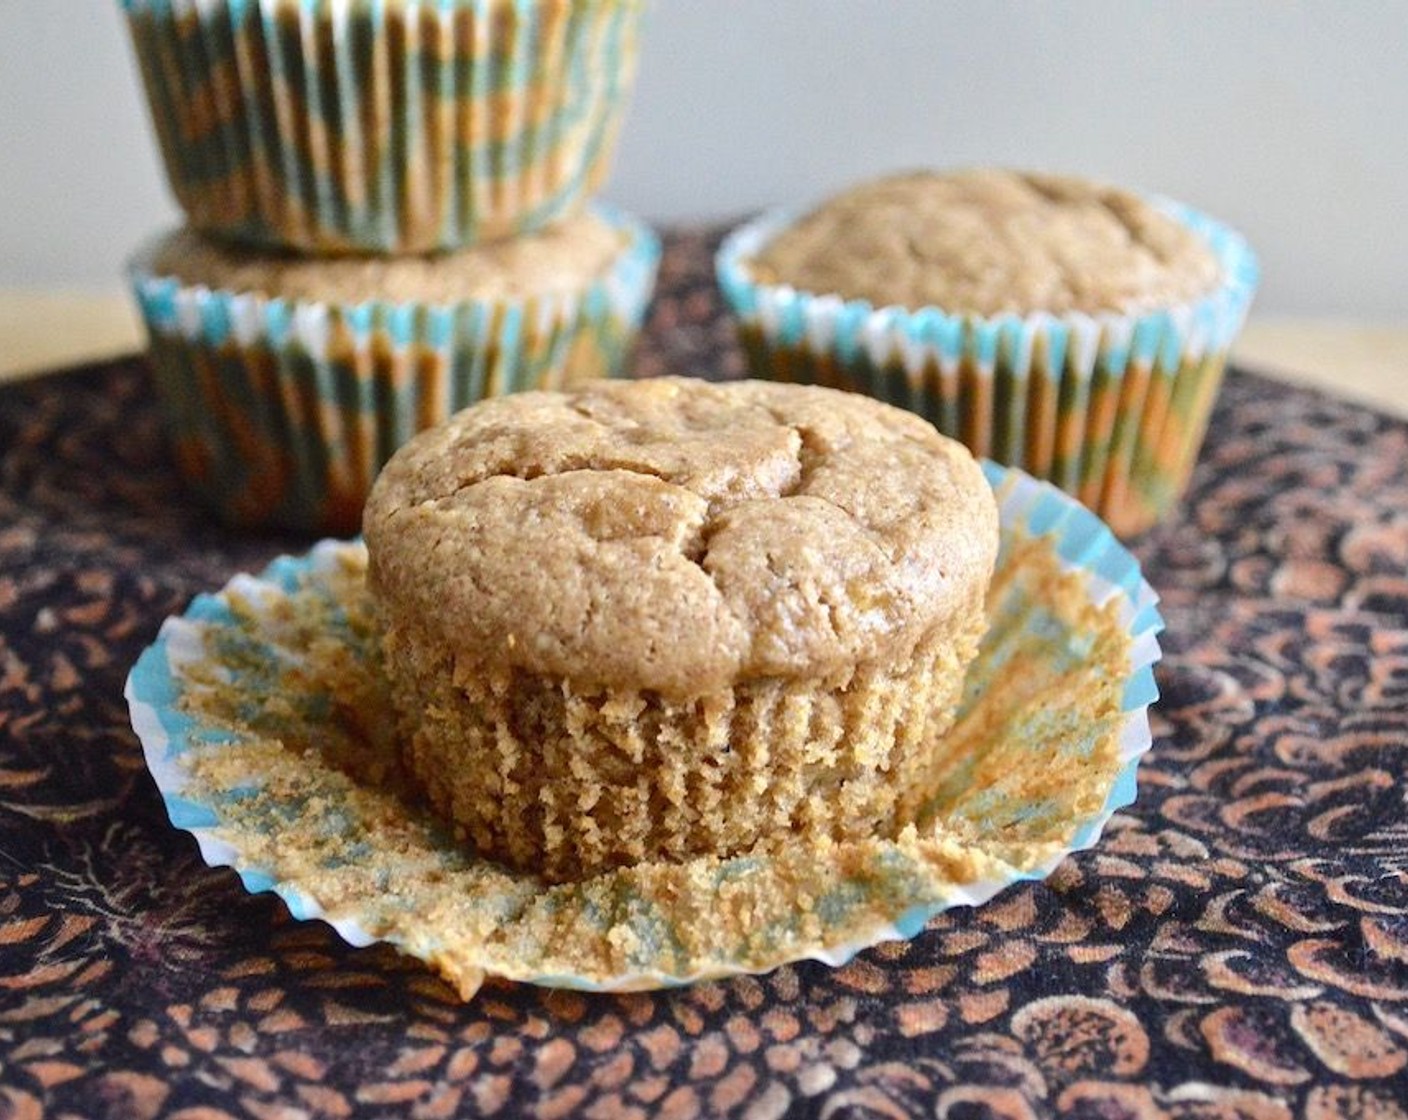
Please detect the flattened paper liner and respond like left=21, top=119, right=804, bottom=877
left=717, top=197, right=1258, bottom=537
left=126, top=464, right=1162, bottom=999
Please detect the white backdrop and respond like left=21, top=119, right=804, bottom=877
left=2, top=1, right=1405, bottom=319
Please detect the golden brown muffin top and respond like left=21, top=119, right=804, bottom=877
left=749, top=168, right=1221, bottom=317
left=363, top=377, right=997, bottom=696
left=142, top=212, right=625, bottom=303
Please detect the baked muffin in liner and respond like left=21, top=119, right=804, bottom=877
left=125, top=463, right=1162, bottom=999
left=363, top=379, right=999, bottom=883
left=717, top=180, right=1258, bottom=537
left=127, top=205, right=659, bottom=534
left=121, top=0, right=644, bottom=253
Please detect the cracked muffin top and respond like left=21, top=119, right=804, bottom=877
left=363, top=377, right=998, bottom=696
left=748, top=168, right=1222, bottom=317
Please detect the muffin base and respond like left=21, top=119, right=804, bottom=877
left=123, top=0, right=643, bottom=253
left=383, top=604, right=989, bottom=884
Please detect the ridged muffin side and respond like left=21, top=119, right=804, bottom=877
left=382, top=597, right=986, bottom=882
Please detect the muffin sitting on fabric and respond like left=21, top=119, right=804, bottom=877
left=129, top=207, right=659, bottom=534
left=363, top=376, right=998, bottom=883
left=718, top=168, right=1258, bottom=536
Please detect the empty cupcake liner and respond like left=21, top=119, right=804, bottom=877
left=717, top=197, right=1258, bottom=536
left=128, top=204, right=659, bottom=533
left=125, top=463, right=1163, bottom=999
left=122, top=0, right=644, bottom=254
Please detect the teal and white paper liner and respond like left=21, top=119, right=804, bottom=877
left=128, top=205, right=660, bottom=534
left=717, top=197, right=1259, bottom=537
left=125, top=464, right=1163, bottom=997
left=121, top=0, right=644, bottom=254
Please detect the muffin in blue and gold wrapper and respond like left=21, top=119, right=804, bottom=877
left=128, top=206, right=659, bottom=534
left=718, top=169, right=1259, bottom=537
left=121, top=0, right=644, bottom=254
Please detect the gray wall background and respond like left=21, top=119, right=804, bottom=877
left=2, top=1, right=1405, bottom=319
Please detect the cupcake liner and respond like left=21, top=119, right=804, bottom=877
left=717, top=197, right=1259, bottom=536
left=122, top=0, right=643, bottom=254
left=128, top=205, right=660, bottom=533
left=125, top=463, right=1163, bottom=999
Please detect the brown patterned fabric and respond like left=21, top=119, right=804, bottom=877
left=2, top=228, right=1407, bottom=1119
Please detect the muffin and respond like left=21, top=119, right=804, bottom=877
left=363, top=376, right=999, bottom=883
left=121, top=0, right=645, bottom=254
left=717, top=168, right=1259, bottom=536
left=129, top=206, right=659, bottom=533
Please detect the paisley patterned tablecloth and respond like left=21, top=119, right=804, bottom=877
left=2, top=229, right=1407, bottom=1119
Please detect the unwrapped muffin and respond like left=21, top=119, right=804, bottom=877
left=121, top=0, right=645, bottom=254
left=718, top=168, right=1258, bottom=536
left=363, top=376, right=999, bottom=883
left=129, top=206, right=659, bottom=533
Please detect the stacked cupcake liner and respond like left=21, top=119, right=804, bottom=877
left=121, top=0, right=655, bottom=531
left=125, top=464, right=1162, bottom=996
left=123, top=0, right=644, bottom=253
left=718, top=198, right=1259, bottom=536
left=130, top=206, right=660, bottom=533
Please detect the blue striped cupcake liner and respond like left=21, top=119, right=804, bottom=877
left=128, top=204, right=659, bottom=533
left=121, top=0, right=645, bottom=254
left=125, top=463, right=1163, bottom=998
left=717, top=192, right=1258, bottom=536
